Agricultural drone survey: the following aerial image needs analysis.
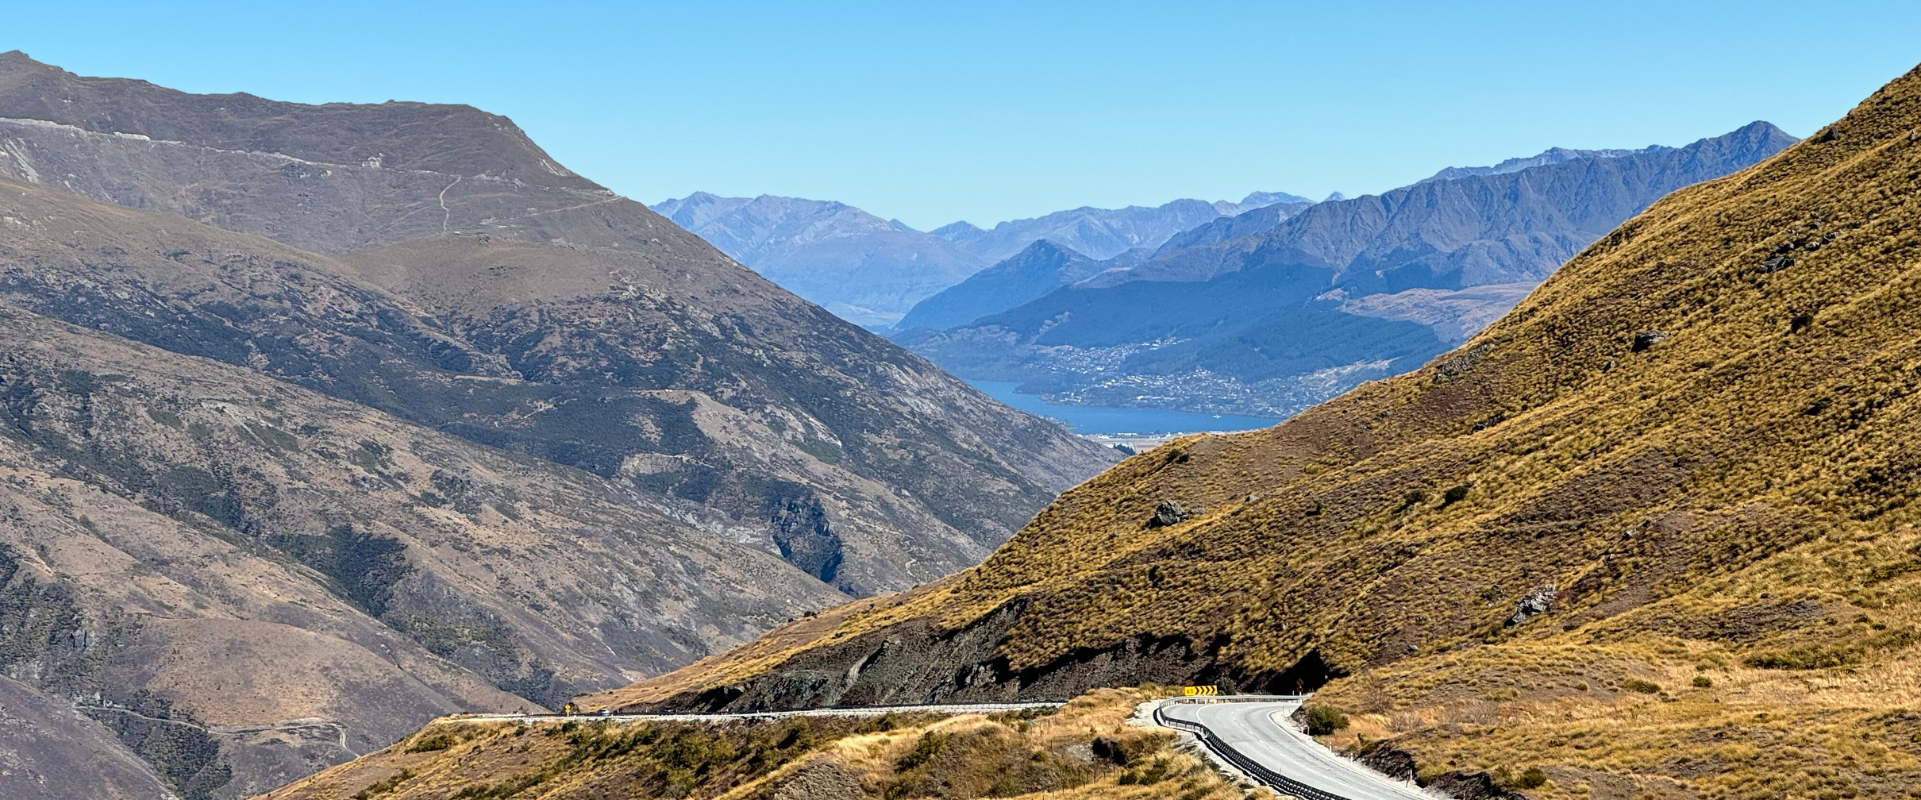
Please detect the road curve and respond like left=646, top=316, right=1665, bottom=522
left=1157, top=700, right=1433, bottom=800
left=443, top=702, right=1063, bottom=725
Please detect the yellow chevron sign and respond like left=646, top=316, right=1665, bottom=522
left=1183, top=685, right=1220, bottom=697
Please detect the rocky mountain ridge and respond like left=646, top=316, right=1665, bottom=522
left=1417, top=142, right=1673, bottom=184
left=931, top=191, right=1313, bottom=264
left=0, top=52, right=1118, bottom=798
left=898, top=122, right=1797, bottom=419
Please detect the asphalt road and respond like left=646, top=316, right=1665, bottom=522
left=1158, top=700, right=1434, bottom=800
left=445, top=702, right=1062, bottom=725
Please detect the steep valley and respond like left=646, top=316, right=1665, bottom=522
left=578, top=63, right=1921, bottom=799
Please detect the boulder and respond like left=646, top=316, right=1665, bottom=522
left=1148, top=501, right=1190, bottom=528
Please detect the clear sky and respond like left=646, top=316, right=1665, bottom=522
left=7, top=1, right=1918, bottom=230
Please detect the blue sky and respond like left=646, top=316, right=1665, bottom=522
left=8, top=1, right=1918, bottom=229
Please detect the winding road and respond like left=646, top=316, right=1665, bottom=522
left=1157, top=699, right=1434, bottom=800
left=446, top=696, right=1427, bottom=800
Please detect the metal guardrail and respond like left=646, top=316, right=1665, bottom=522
left=455, top=701, right=1067, bottom=723
left=1154, top=704, right=1353, bottom=800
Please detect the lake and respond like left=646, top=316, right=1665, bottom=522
left=966, top=380, right=1278, bottom=436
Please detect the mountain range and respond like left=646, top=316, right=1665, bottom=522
left=895, top=121, right=1799, bottom=419
left=0, top=51, right=1117, bottom=799
left=571, top=60, right=1921, bottom=800
left=653, top=191, right=1313, bottom=327
left=927, top=191, right=1314, bottom=264
left=648, top=193, right=984, bottom=328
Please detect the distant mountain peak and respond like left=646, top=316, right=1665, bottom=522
left=1323, top=191, right=1347, bottom=202
left=1014, top=238, right=1079, bottom=259
left=931, top=220, right=988, bottom=242
left=1420, top=143, right=1671, bottom=184
left=650, top=192, right=991, bottom=327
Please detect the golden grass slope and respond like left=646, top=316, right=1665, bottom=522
left=254, top=689, right=1250, bottom=800
left=588, top=62, right=1921, bottom=797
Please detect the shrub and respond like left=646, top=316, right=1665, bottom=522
left=894, top=732, right=948, bottom=770
left=352, top=769, right=415, bottom=799
left=1692, top=676, right=1713, bottom=688
left=1621, top=678, right=1662, bottom=694
left=1517, top=766, right=1548, bottom=789
left=406, top=732, right=458, bottom=752
left=1303, top=705, right=1349, bottom=735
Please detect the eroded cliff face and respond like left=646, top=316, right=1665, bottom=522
left=0, top=298, right=867, bottom=795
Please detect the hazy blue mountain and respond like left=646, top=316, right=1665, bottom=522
left=651, top=192, right=988, bottom=327
left=933, top=191, right=1311, bottom=263
left=898, top=198, right=1319, bottom=332
left=896, top=240, right=1108, bottom=332
left=658, top=190, right=1311, bottom=328
left=901, top=122, right=1797, bottom=418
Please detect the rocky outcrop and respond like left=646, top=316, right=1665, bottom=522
left=1504, top=586, right=1557, bottom=628
left=1148, top=501, right=1191, bottom=528
left=635, top=602, right=1235, bottom=712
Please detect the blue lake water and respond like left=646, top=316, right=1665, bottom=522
left=965, top=380, right=1278, bottom=436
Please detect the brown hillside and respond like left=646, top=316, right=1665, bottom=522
left=585, top=63, right=1921, bottom=798
left=0, top=52, right=1119, bottom=597
left=0, top=297, right=859, bottom=795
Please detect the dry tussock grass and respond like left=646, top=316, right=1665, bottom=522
left=610, top=63, right=1921, bottom=797
left=258, top=689, right=1256, bottom=800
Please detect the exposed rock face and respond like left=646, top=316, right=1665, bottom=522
left=0, top=301, right=850, bottom=795
left=624, top=602, right=1230, bottom=713
left=1505, top=586, right=1557, bottom=628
